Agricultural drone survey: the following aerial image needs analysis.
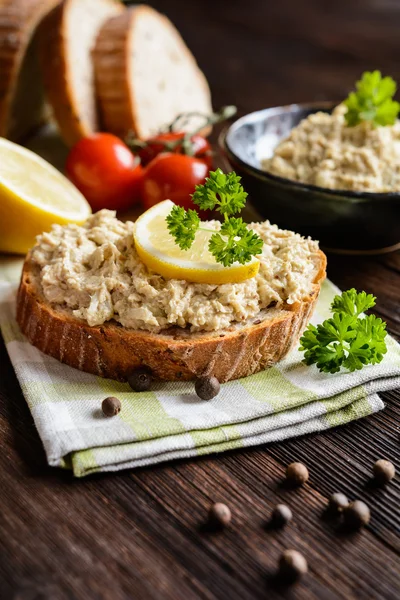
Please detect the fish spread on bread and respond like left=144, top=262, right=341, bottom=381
left=30, top=210, right=321, bottom=333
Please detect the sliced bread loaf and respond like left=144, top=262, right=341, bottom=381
left=0, top=0, right=60, bottom=141
left=93, top=6, right=213, bottom=140
left=16, top=251, right=326, bottom=383
left=39, top=0, right=124, bottom=147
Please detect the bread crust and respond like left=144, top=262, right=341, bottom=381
left=38, top=0, right=123, bottom=147
left=93, top=6, right=212, bottom=140
left=92, top=7, right=134, bottom=140
left=16, top=251, right=326, bottom=382
left=0, top=0, right=60, bottom=139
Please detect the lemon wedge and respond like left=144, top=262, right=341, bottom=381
left=134, top=200, right=260, bottom=284
left=0, top=137, right=91, bottom=254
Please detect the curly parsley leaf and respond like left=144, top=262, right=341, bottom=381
left=166, top=205, right=200, bottom=250
left=299, top=289, right=388, bottom=374
left=208, top=218, right=264, bottom=266
left=166, top=169, right=263, bottom=267
left=344, top=70, right=400, bottom=127
left=346, top=314, right=388, bottom=369
left=300, top=323, right=346, bottom=374
left=331, top=288, right=376, bottom=317
left=192, top=169, right=248, bottom=216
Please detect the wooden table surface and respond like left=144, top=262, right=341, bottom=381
left=1, top=0, right=400, bottom=598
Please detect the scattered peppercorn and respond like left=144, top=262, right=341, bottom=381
left=373, top=459, right=396, bottom=485
left=343, top=500, right=370, bottom=530
left=102, top=396, right=121, bottom=417
left=209, top=502, right=231, bottom=528
left=286, top=462, right=309, bottom=486
left=128, top=367, right=152, bottom=392
left=328, top=493, right=349, bottom=513
left=271, top=504, right=292, bottom=527
left=278, top=549, right=308, bottom=582
left=195, top=376, right=220, bottom=400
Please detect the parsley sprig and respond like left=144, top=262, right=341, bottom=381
left=299, top=289, right=387, bottom=374
left=166, top=169, right=263, bottom=267
left=344, top=70, right=400, bottom=127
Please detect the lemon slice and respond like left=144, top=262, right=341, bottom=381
left=0, top=137, right=91, bottom=254
left=134, top=200, right=260, bottom=284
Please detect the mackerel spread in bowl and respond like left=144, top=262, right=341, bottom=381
left=263, top=104, right=400, bottom=192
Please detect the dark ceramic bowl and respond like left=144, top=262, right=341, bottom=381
left=221, top=103, right=400, bottom=253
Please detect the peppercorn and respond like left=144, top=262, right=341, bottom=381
left=286, top=462, right=309, bottom=486
left=373, top=459, right=396, bottom=485
left=195, top=376, right=220, bottom=400
left=102, top=396, right=121, bottom=417
left=278, top=549, right=308, bottom=582
left=128, top=367, right=152, bottom=392
left=328, top=493, right=349, bottom=513
left=271, top=504, right=292, bottom=527
left=209, top=502, right=231, bottom=528
left=343, top=500, right=370, bottom=530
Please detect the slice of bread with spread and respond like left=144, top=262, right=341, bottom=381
left=93, top=5, right=213, bottom=140
left=16, top=211, right=326, bottom=383
left=38, top=0, right=124, bottom=147
left=0, top=0, right=60, bottom=141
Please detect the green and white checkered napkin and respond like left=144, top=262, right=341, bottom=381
left=1, top=258, right=400, bottom=477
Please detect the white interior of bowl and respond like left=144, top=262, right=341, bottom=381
left=225, top=105, right=317, bottom=171
left=254, top=134, right=281, bottom=164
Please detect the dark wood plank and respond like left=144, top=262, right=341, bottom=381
left=1, top=337, right=399, bottom=600
left=1, top=0, right=400, bottom=598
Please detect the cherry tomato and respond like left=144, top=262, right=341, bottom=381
left=138, top=132, right=213, bottom=169
left=141, top=153, right=209, bottom=212
left=66, top=133, right=143, bottom=212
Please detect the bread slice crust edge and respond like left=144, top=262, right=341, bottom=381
left=0, top=0, right=61, bottom=139
left=93, top=5, right=213, bottom=140
left=38, top=0, right=124, bottom=147
left=16, top=251, right=327, bottom=383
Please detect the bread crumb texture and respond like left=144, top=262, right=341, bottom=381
left=31, top=211, right=320, bottom=333
left=263, top=104, right=400, bottom=192
left=129, top=7, right=212, bottom=138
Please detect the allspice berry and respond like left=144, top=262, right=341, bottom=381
left=373, top=459, right=395, bottom=485
left=209, top=502, right=231, bottom=528
left=271, top=504, right=293, bottom=527
left=195, top=376, right=220, bottom=400
left=128, top=367, right=152, bottom=392
left=343, top=500, right=370, bottom=530
left=279, top=549, right=308, bottom=582
left=286, top=462, right=309, bottom=486
left=102, top=396, right=121, bottom=417
left=328, top=493, right=349, bottom=513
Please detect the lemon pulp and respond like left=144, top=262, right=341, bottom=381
left=0, top=137, right=91, bottom=254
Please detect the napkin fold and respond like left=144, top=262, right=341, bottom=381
left=1, top=260, right=400, bottom=477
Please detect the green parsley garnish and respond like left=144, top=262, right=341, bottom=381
left=299, top=289, right=387, bottom=374
left=344, top=70, right=400, bottom=127
left=166, top=206, right=200, bottom=250
left=166, top=169, right=263, bottom=267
